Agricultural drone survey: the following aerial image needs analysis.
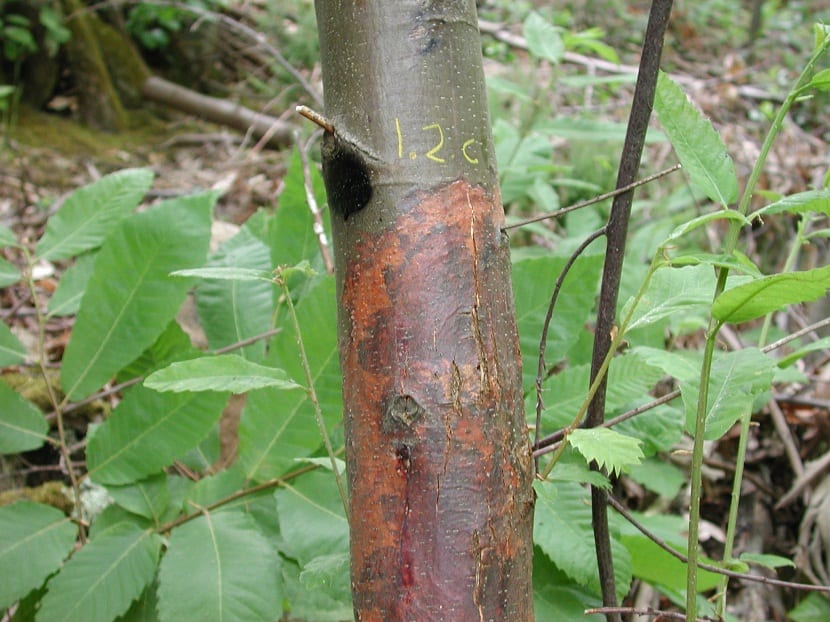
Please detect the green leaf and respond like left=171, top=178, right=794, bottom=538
left=299, top=552, right=350, bottom=600
left=157, top=510, right=282, bottom=622
left=0, top=381, right=49, bottom=454
left=533, top=554, right=603, bottom=621
left=738, top=552, right=795, bottom=570
left=266, top=147, right=329, bottom=270
left=567, top=428, right=644, bottom=477
left=0, top=321, right=26, bottom=366
left=523, top=12, right=564, bottom=64
left=61, top=192, right=215, bottom=400
left=789, top=593, right=830, bottom=622
left=753, top=189, right=830, bottom=217
left=623, top=264, right=716, bottom=332
left=36, top=169, right=154, bottom=261
left=87, top=385, right=228, bottom=485
left=171, top=267, right=274, bottom=282
left=627, top=456, right=685, bottom=498
left=654, top=72, right=738, bottom=206
left=145, top=354, right=303, bottom=393
left=513, top=254, right=603, bottom=390
left=0, top=502, right=76, bottom=610
left=534, top=480, right=631, bottom=598
left=275, top=470, right=349, bottom=566
left=540, top=351, right=663, bottom=430
left=537, top=117, right=665, bottom=143
left=808, top=67, right=830, bottom=91
left=239, top=277, right=341, bottom=481
left=667, top=250, right=762, bottom=276
left=37, top=520, right=161, bottom=622
left=195, top=227, right=275, bottom=360
left=105, top=473, right=169, bottom=524
left=777, top=336, right=830, bottom=368
left=0, top=223, right=18, bottom=248
left=47, top=252, right=96, bottom=317
left=0, top=257, right=20, bottom=287
left=662, top=209, right=749, bottom=244
left=713, top=266, right=830, bottom=324
left=619, top=512, right=721, bottom=593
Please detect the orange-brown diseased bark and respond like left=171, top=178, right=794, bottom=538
left=339, top=179, right=534, bottom=621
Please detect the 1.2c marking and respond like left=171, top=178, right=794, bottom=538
left=394, top=118, right=479, bottom=165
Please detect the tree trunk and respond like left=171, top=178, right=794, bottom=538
left=313, top=1, right=535, bottom=620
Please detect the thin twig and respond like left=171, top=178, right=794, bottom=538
left=607, top=494, right=830, bottom=593
left=504, top=164, right=681, bottom=231
left=533, top=226, right=607, bottom=471
left=584, top=606, right=720, bottom=621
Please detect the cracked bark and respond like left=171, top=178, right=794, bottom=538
left=314, top=1, right=534, bottom=619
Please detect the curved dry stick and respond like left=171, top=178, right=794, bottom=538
left=532, top=226, right=607, bottom=471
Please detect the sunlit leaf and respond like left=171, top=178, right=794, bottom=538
left=567, top=428, right=644, bottom=477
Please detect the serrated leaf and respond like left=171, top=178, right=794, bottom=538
left=0, top=321, right=26, bottom=366
left=712, top=266, right=830, bottom=324
left=523, top=12, right=564, bottom=64
left=195, top=227, right=275, bottom=360
left=87, top=385, right=228, bottom=485
left=534, top=480, right=631, bottom=597
left=36, top=169, right=154, bottom=261
left=0, top=381, right=49, bottom=454
left=514, top=254, right=603, bottom=391
left=145, top=354, right=303, bottom=393
left=628, top=456, right=685, bottom=498
left=0, top=502, right=76, bottom=610
left=61, top=193, right=215, bottom=400
left=567, top=428, right=644, bottom=477
left=157, top=510, right=282, bottom=622
left=37, top=520, right=161, bottom=622
left=105, top=474, right=169, bottom=524
left=623, top=264, right=716, bottom=332
left=654, top=72, right=738, bottom=206
left=753, top=189, right=830, bottom=217
left=0, top=257, right=20, bottom=287
left=239, top=277, right=341, bottom=481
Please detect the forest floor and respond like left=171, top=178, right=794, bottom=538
left=1, top=1, right=829, bottom=620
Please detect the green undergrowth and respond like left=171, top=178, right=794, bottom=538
left=1, top=7, right=829, bottom=622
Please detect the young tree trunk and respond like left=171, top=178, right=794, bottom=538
left=313, top=1, right=535, bottom=620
